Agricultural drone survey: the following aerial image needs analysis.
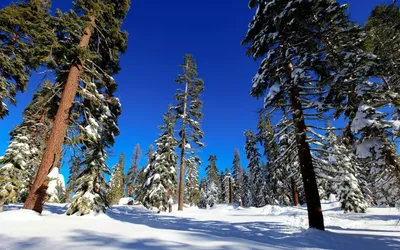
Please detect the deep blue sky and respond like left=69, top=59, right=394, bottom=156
left=0, top=0, right=393, bottom=182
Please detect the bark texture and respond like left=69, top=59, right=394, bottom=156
left=177, top=78, right=189, bottom=211
left=23, top=17, right=95, bottom=213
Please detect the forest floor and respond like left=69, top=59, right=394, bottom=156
left=0, top=201, right=399, bottom=249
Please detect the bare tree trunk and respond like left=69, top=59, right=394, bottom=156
left=288, top=62, right=324, bottom=230
left=178, top=73, right=189, bottom=211
left=289, top=84, right=324, bottom=230
left=229, top=178, right=233, bottom=204
left=23, top=17, right=95, bottom=213
left=291, top=178, right=299, bottom=206
left=178, top=140, right=185, bottom=211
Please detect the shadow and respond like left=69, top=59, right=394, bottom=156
left=106, top=206, right=400, bottom=250
left=326, top=212, right=400, bottom=222
left=327, top=225, right=400, bottom=233
left=0, top=232, right=192, bottom=250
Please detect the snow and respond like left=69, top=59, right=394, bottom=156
left=1, top=202, right=399, bottom=249
left=264, top=83, right=280, bottom=104
left=119, top=197, right=133, bottom=205
left=46, top=167, right=66, bottom=202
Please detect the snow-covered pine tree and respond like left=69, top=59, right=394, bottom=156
left=66, top=91, right=121, bottom=215
left=224, top=168, right=233, bottom=204
left=350, top=82, right=400, bottom=206
left=244, top=130, right=265, bottom=207
left=218, top=170, right=226, bottom=203
left=171, top=54, right=205, bottom=211
left=24, top=0, right=130, bottom=212
left=241, top=173, right=252, bottom=208
left=207, top=181, right=219, bottom=208
left=142, top=110, right=178, bottom=212
left=126, top=144, right=141, bottom=197
left=242, top=0, right=371, bottom=230
left=0, top=81, right=60, bottom=209
left=0, top=0, right=56, bottom=118
left=135, top=145, right=154, bottom=203
left=107, top=153, right=126, bottom=205
left=326, top=130, right=368, bottom=213
left=184, top=155, right=201, bottom=206
left=231, top=149, right=243, bottom=204
left=66, top=155, right=82, bottom=202
left=313, top=125, right=339, bottom=201
left=198, top=177, right=208, bottom=209
left=206, top=155, right=219, bottom=207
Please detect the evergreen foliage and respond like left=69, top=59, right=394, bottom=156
left=171, top=54, right=204, bottom=210
left=107, top=153, right=126, bottom=205
left=198, top=177, right=208, bottom=209
left=0, top=0, right=56, bottom=118
left=244, top=130, right=264, bottom=207
left=205, top=155, right=219, bottom=207
left=365, top=2, right=400, bottom=110
left=126, top=144, right=141, bottom=197
left=142, top=111, right=178, bottom=212
left=184, top=155, right=201, bottom=206
left=231, top=149, right=243, bottom=203
left=0, top=82, right=60, bottom=206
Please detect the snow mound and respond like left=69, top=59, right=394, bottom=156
left=118, top=197, right=133, bottom=205
left=0, top=209, right=41, bottom=221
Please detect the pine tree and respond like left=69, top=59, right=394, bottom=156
left=0, top=0, right=56, bottom=118
left=0, top=81, right=60, bottom=209
left=171, top=54, right=205, bottom=211
left=218, top=170, right=226, bottom=203
left=244, top=130, right=265, bottom=207
left=206, top=155, right=219, bottom=207
left=315, top=123, right=367, bottom=212
left=231, top=149, right=242, bottom=203
left=206, top=155, right=219, bottom=187
left=242, top=0, right=369, bottom=230
left=66, top=82, right=122, bottom=215
left=107, top=153, right=126, bottom=205
left=135, top=145, right=154, bottom=203
left=184, top=155, right=201, bottom=206
left=365, top=2, right=400, bottom=111
left=241, top=173, right=252, bottom=208
left=198, top=177, right=208, bottom=209
left=207, top=181, right=219, bottom=208
left=66, top=155, right=82, bottom=201
left=126, top=144, right=141, bottom=197
left=224, top=168, right=233, bottom=204
left=142, top=110, right=178, bottom=212
left=24, top=0, right=130, bottom=213
left=350, top=82, right=400, bottom=206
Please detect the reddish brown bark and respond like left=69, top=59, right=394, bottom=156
left=229, top=177, right=233, bottom=204
left=23, top=17, right=95, bottom=213
left=177, top=131, right=186, bottom=211
left=291, top=178, right=299, bottom=206
left=178, top=73, right=189, bottom=211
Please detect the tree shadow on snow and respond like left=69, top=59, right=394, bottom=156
left=0, top=232, right=195, bottom=250
left=106, top=206, right=400, bottom=250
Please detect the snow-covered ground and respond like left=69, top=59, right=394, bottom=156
left=0, top=202, right=399, bottom=250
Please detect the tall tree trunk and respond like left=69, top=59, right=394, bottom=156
left=23, top=17, right=95, bottom=213
left=178, top=73, right=189, bottom=211
left=229, top=178, right=233, bottom=204
left=291, top=178, right=299, bottom=206
left=287, top=63, right=324, bottom=230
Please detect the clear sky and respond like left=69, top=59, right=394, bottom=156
left=0, top=0, right=393, bottom=182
